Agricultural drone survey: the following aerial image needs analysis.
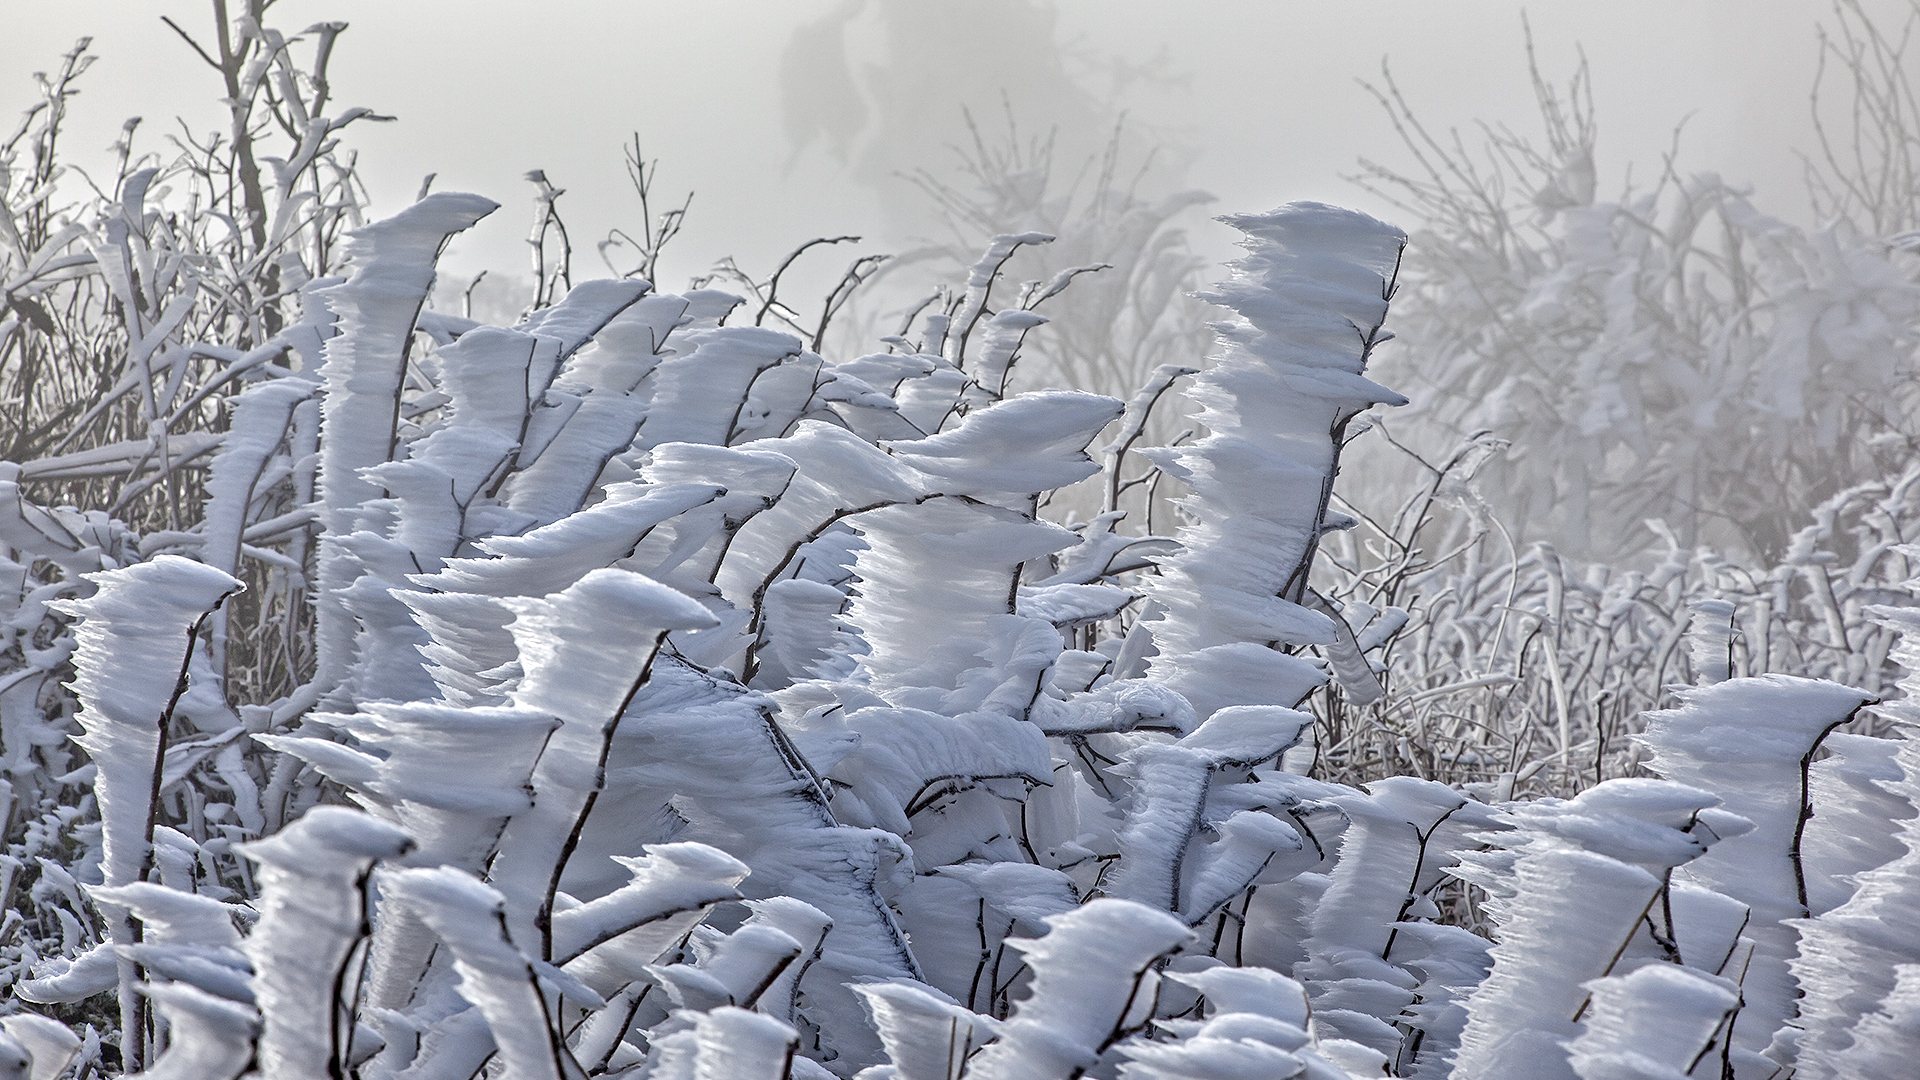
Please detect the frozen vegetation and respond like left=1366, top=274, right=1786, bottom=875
left=4, top=3, right=1920, bottom=1079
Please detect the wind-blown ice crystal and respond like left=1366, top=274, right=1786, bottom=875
left=1637, top=675, right=1877, bottom=1069
left=1144, top=203, right=1407, bottom=721
left=1779, top=598, right=1920, bottom=1080
left=41, top=555, right=241, bottom=1062
left=310, top=193, right=500, bottom=708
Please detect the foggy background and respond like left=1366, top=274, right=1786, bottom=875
left=11, top=0, right=1918, bottom=564
left=2, top=0, right=1886, bottom=288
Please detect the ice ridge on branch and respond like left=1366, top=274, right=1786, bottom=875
left=1146, top=202, right=1407, bottom=720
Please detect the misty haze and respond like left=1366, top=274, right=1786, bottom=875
left=3, top=2, right=1920, bottom=1078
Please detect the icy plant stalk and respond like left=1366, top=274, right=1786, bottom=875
left=42, top=555, right=240, bottom=1065
left=310, top=192, right=498, bottom=703
left=964, top=899, right=1193, bottom=1080
left=1637, top=674, right=1876, bottom=1072
left=1786, top=601, right=1920, bottom=1078
left=1145, top=202, right=1407, bottom=719
left=241, top=807, right=414, bottom=1080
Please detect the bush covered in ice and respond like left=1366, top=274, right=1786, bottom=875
left=5, top=7, right=1920, bottom=1080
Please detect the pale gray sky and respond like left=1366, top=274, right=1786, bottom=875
left=2, top=1, right=1899, bottom=291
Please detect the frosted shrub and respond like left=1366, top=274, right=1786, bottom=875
left=0, top=187, right=1433, bottom=1076
left=1351, top=21, right=1920, bottom=565
left=2, top=179, right=1908, bottom=1080
left=1287, top=5, right=1920, bottom=808
left=4, top=8, right=1920, bottom=1080
left=1308, top=423, right=1920, bottom=800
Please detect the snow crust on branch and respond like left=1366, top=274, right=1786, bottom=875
left=1636, top=674, right=1876, bottom=1066
left=49, top=555, right=242, bottom=892
left=1146, top=202, right=1406, bottom=719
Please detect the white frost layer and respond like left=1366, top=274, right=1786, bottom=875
left=275, top=702, right=556, bottom=870
left=965, top=898, right=1193, bottom=1080
left=310, top=192, right=497, bottom=698
left=1450, top=848, right=1662, bottom=1080
left=240, top=807, right=413, bottom=1080
left=584, top=657, right=920, bottom=1070
left=853, top=980, right=998, bottom=1080
left=1147, top=203, right=1406, bottom=720
left=0, top=1013, right=79, bottom=1080
left=1801, top=731, right=1912, bottom=915
left=405, top=481, right=724, bottom=704
left=1821, top=963, right=1920, bottom=1080
left=314, top=191, right=499, bottom=521
left=824, top=706, right=1051, bottom=839
left=1636, top=674, right=1875, bottom=1058
left=635, top=326, right=802, bottom=450
left=489, top=569, right=719, bottom=955
left=880, top=390, right=1121, bottom=497
left=50, top=555, right=241, bottom=892
left=1300, top=776, right=1487, bottom=1007
left=1564, top=963, right=1739, bottom=1080
left=1783, top=632, right=1920, bottom=1080
left=645, top=1006, right=798, bottom=1080
left=1107, top=708, right=1316, bottom=921
left=265, top=700, right=555, bottom=1012
left=716, top=421, right=925, bottom=620
left=199, top=378, right=317, bottom=580
left=549, top=842, right=748, bottom=964
left=846, top=498, right=1076, bottom=699
left=87, top=881, right=243, bottom=949
left=384, top=866, right=574, bottom=1080
left=130, top=981, right=259, bottom=1080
